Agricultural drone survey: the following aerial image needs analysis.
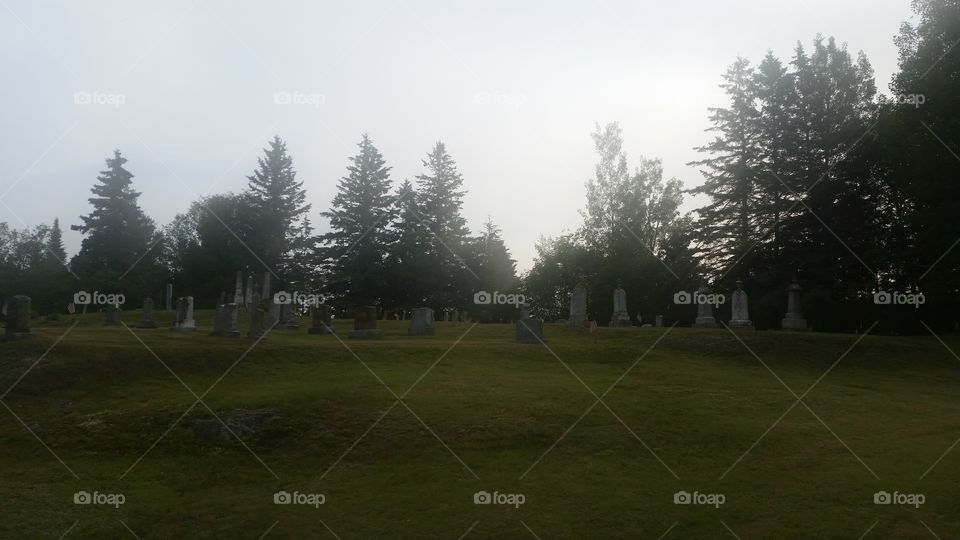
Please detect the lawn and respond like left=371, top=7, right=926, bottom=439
left=0, top=310, right=958, bottom=539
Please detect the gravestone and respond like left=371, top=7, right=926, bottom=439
left=693, top=285, right=718, bottom=328
left=234, top=271, right=244, bottom=308
left=211, top=303, right=240, bottom=337
left=349, top=306, right=382, bottom=339
left=170, top=296, right=197, bottom=332
left=245, top=272, right=255, bottom=310
left=568, top=280, right=588, bottom=328
left=102, top=303, right=121, bottom=326
left=261, top=272, right=271, bottom=300
left=4, top=295, right=32, bottom=340
left=781, top=279, right=808, bottom=331
left=655, top=314, right=663, bottom=327
left=408, top=307, right=435, bottom=336
left=610, top=283, right=632, bottom=327
left=444, top=311, right=450, bottom=322
left=136, top=298, right=157, bottom=328
left=516, top=303, right=546, bottom=344
left=267, top=300, right=281, bottom=329
left=307, top=305, right=335, bottom=334
left=729, top=280, right=754, bottom=329
left=247, top=294, right=269, bottom=339
left=210, top=304, right=225, bottom=335
left=280, top=303, right=299, bottom=330
left=165, top=284, right=173, bottom=311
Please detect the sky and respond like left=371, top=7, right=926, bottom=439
left=0, top=0, right=914, bottom=272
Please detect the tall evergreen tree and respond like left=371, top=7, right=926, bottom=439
left=321, top=133, right=394, bottom=307
left=71, top=150, right=157, bottom=286
left=383, top=179, right=432, bottom=312
left=245, top=135, right=311, bottom=277
left=688, top=58, right=763, bottom=278
left=415, top=142, right=474, bottom=310
left=468, top=218, right=518, bottom=321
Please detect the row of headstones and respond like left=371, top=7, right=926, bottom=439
left=118, top=296, right=443, bottom=340
left=565, top=279, right=808, bottom=331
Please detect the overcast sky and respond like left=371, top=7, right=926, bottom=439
left=0, top=0, right=913, bottom=272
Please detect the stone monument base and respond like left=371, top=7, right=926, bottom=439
left=135, top=322, right=157, bottom=329
left=728, top=319, right=754, bottom=329
left=781, top=316, right=808, bottom=331
left=610, top=312, right=632, bottom=327
left=349, top=329, right=383, bottom=339
left=693, top=317, right=718, bottom=328
left=170, top=324, right=197, bottom=332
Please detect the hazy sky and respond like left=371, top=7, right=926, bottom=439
left=0, top=0, right=913, bottom=272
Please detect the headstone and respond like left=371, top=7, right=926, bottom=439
left=693, top=285, right=718, bottom=328
left=247, top=295, right=269, bottom=339
left=781, top=279, right=808, bottom=331
left=729, top=280, right=754, bottom=329
left=348, top=306, right=382, bottom=339
left=102, top=303, right=121, bottom=326
left=170, top=296, right=196, bottom=332
left=245, top=273, right=255, bottom=310
left=444, top=311, right=451, bottom=322
left=280, top=303, right=299, bottom=330
left=218, top=291, right=226, bottom=307
left=516, top=303, right=546, bottom=344
left=268, top=298, right=281, bottom=329
left=451, top=309, right=460, bottom=323
left=655, top=314, right=663, bottom=327
left=568, top=280, right=588, bottom=328
left=136, top=298, right=157, bottom=328
left=408, top=307, right=435, bottom=336
left=261, top=272, right=271, bottom=300
left=610, top=284, right=632, bottom=327
left=4, top=295, right=32, bottom=340
left=234, top=271, right=244, bottom=308
left=165, top=284, right=173, bottom=311
left=307, top=305, right=335, bottom=334
left=211, top=303, right=240, bottom=337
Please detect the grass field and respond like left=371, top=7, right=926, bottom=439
left=1, top=310, right=958, bottom=539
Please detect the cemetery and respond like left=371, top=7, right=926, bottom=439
left=3, top=0, right=958, bottom=537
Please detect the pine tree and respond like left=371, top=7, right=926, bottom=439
left=45, top=217, right=68, bottom=267
left=71, top=150, right=156, bottom=279
left=415, top=142, right=473, bottom=309
left=688, top=58, right=763, bottom=279
left=320, top=133, right=394, bottom=307
left=469, top=218, right=518, bottom=321
left=245, top=135, right=311, bottom=276
left=384, top=179, right=432, bottom=312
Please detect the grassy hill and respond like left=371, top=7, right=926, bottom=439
left=1, top=310, right=958, bottom=539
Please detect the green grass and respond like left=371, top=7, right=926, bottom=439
left=1, top=310, right=959, bottom=539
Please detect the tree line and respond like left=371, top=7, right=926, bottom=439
left=2, top=0, right=957, bottom=333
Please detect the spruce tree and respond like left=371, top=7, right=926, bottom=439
left=71, top=150, right=156, bottom=280
left=415, top=142, right=473, bottom=309
left=245, top=135, right=311, bottom=276
left=321, top=133, right=394, bottom=307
